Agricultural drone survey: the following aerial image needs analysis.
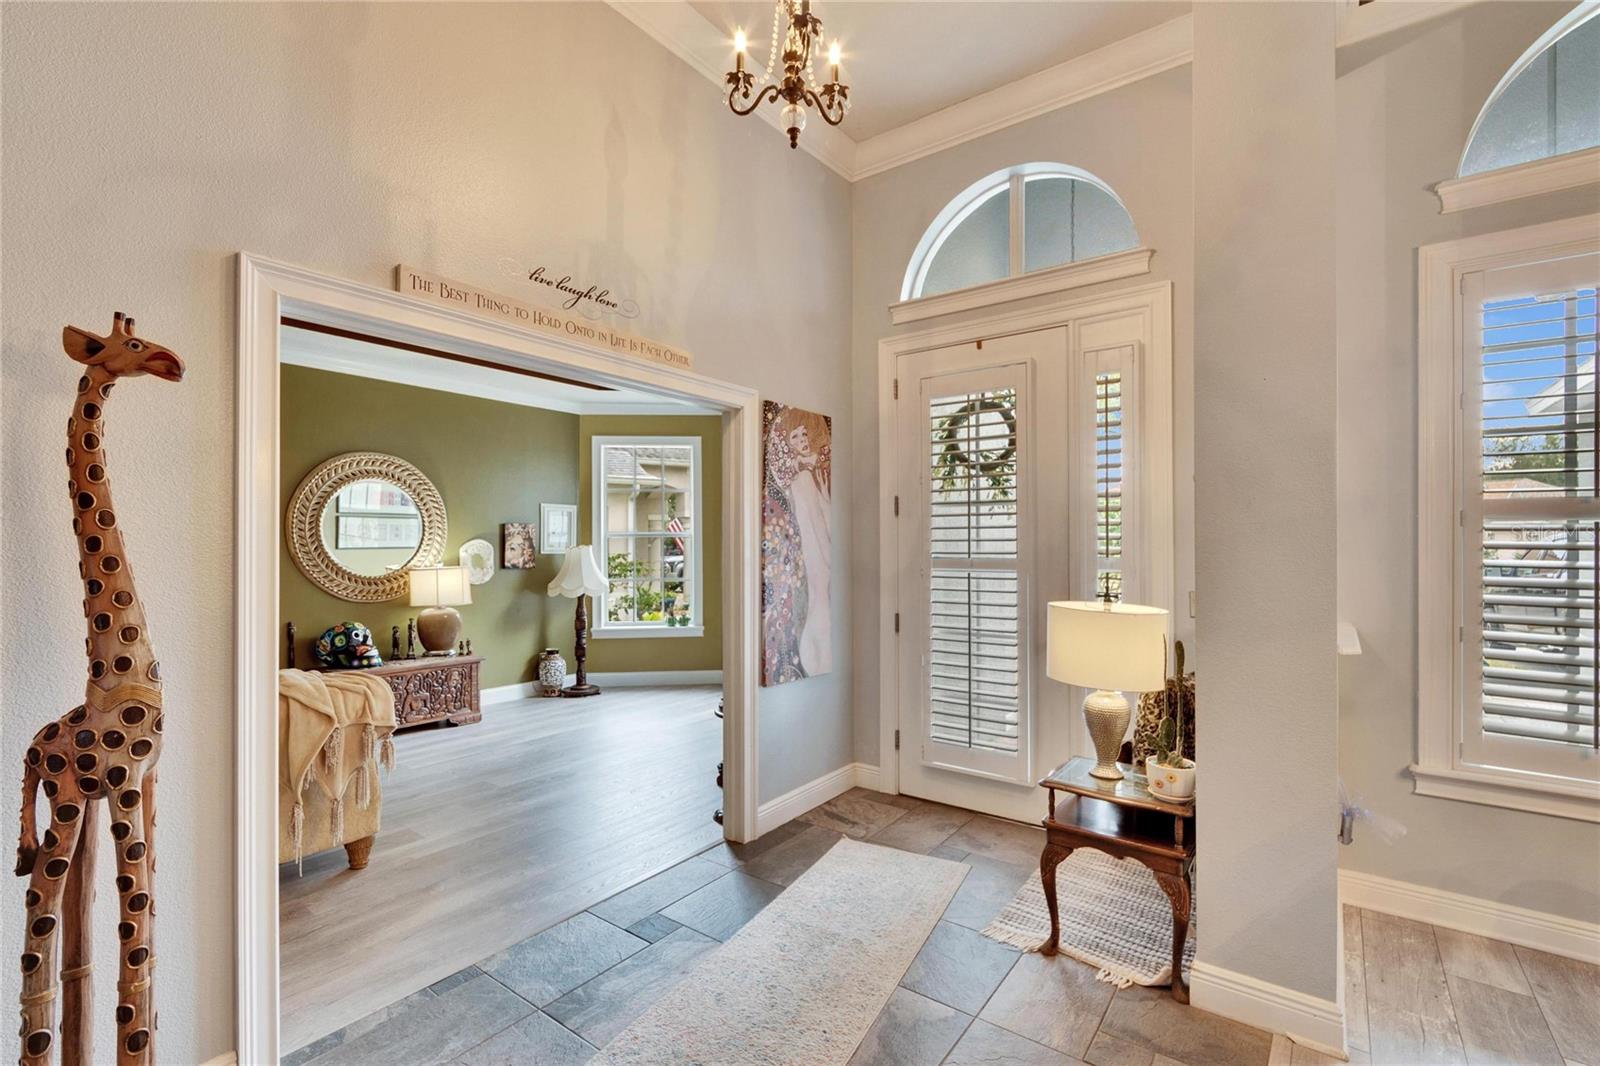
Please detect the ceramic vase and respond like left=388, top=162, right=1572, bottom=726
left=538, top=648, right=567, bottom=697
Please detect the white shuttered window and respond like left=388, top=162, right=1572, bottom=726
left=1463, top=254, right=1600, bottom=783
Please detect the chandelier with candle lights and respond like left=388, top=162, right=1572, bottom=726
left=725, top=0, right=849, bottom=148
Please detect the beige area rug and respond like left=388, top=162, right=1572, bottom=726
left=596, top=839, right=967, bottom=1066
left=982, top=848, right=1195, bottom=988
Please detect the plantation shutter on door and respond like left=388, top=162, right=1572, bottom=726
left=1466, top=257, right=1600, bottom=773
left=920, top=363, right=1031, bottom=781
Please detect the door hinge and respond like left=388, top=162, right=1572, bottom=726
left=893, top=495, right=900, bottom=517
left=894, top=613, right=901, bottom=634
left=895, top=729, right=901, bottom=751
left=1458, top=625, right=1464, bottom=643
left=893, top=378, right=899, bottom=400
left=1458, top=509, right=1465, bottom=527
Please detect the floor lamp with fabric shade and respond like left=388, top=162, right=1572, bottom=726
left=1047, top=600, right=1169, bottom=780
left=549, top=545, right=608, bottom=697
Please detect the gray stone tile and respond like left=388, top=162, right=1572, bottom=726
left=801, top=792, right=908, bottom=838
left=900, top=920, right=1020, bottom=1014
left=941, top=853, right=1033, bottom=932
left=1514, top=945, right=1600, bottom=1065
left=1448, top=974, right=1564, bottom=1065
left=842, top=787, right=929, bottom=811
left=930, top=844, right=970, bottom=862
left=588, top=857, right=728, bottom=929
left=846, top=987, right=971, bottom=1066
left=979, top=952, right=1114, bottom=1059
left=454, top=1010, right=596, bottom=1066
left=428, top=965, right=483, bottom=996
left=544, top=926, right=720, bottom=1048
left=660, top=869, right=785, bottom=940
left=945, top=815, right=1046, bottom=867
left=624, top=913, right=682, bottom=943
left=301, top=974, right=532, bottom=1066
left=739, top=823, right=844, bottom=885
left=282, top=986, right=438, bottom=1064
left=1085, top=1030, right=1156, bottom=1066
left=1098, top=982, right=1274, bottom=1066
left=946, top=1019, right=1082, bottom=1065
left=480, top=911, right=647, bottom=1006
left=697, top=819, right=807, bottom=869
left=866, top=800, right=975, bottom=854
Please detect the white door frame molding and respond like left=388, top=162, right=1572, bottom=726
left=235, top=253, right=762, bottom=1064
left=876, top=281, right=1175, bottom=797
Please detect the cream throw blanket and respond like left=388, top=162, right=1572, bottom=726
left=278, top=669, right=396, bottom=867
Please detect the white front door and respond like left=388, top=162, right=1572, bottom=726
left=894, top=323, right=1151, bottom=822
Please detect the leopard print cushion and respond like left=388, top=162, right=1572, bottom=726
left=1131, top=672, right=1196, bottom=765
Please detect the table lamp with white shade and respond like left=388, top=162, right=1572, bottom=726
left=1047, top=599, right=1170, bottom=780
left=549, top=545, right=608, bottom=698
left=410, top=565, right=472, bottom=655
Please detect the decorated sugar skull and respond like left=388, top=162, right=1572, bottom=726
left=314, top=621, right=383, bottom=669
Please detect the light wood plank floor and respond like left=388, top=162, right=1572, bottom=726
left=278, top=685, right=723, bottom=1053
left=286, top=787, right=1600, bottom=1066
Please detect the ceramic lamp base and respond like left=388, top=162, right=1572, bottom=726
left=1083, top=688, right=1131, bottom=780
left=416, top=606, right=462, bottom=656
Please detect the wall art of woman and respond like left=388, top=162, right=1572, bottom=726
left=760, top=401, right=833, bottom=686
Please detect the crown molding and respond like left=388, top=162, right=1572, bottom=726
left=607, top=0, right=858, bottom=180
left=853, top=15, right=1193, bottom=181
left=611, top=1, right=1487, bottom=185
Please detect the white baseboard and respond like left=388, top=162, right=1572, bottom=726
left=201, top=1052, right=238, bottom=1066
left=1340, top=868, right=1600, bottom=965
left=1190, top=961, right=1346, bottom=1058
left=855, top=763, right=882, bottom=792
left=482, top=681, right=537, bottom=705
left=756, top=761, right=878, bottom=835
left=584, top=670, right=723, bottom=687
left=482, top=671, right=723, bottom=705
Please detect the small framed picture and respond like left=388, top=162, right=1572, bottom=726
left=502, top=523, right=538, bottom=569
left=541, top=503, right=577, bottom=555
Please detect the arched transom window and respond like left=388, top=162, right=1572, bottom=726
left=902, top=164, right=1139, bottom=301
left=1460, top=5, right=1599, bottom=177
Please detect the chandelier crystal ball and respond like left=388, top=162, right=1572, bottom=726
left=725, top=0, right=850, bottom=148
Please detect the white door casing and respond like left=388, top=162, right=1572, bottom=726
left=892, top=307, right=1168, bottom=821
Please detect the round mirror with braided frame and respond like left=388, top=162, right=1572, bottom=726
left=286, top=451, right=447, bottom=602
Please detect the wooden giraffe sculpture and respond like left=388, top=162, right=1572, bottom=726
left=16, top=313, right=184, bottom=1066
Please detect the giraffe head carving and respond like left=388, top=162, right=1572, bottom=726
left=62, top=312, right=184, bottom=382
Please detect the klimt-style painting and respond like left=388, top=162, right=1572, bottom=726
left=761, top=401, right=833, bottom=686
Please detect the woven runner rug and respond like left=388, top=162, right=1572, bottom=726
left=981, top=848, right=1195, bottom=988
left=596, top=839, right=967, bottom=1066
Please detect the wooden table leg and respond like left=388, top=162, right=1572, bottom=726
left=1154, top=870, right=1191, bottom=1003
left=1038, top=842, right=1072, bottom=956
left=344, top=835, right=375, bottom=871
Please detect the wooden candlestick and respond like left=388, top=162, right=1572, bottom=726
left=563, top=595, right=601, bottom=698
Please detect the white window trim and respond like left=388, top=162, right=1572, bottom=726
left=897, top=163, right=1145, bottom=316
left=590, top=434, right=705, bottom=638
left=1416, top=214, right=1600, bottom=822
left=1434, top=147, right=1600, bottom=215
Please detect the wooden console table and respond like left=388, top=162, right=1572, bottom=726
left=363, top=655, right=483, bottom=730
left=1038, top=756, right=1195, bottom=1002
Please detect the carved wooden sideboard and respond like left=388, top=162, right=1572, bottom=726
left=366, top=655, right=483, bottom=730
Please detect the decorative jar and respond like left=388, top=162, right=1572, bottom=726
left=538, top=648, right=567, bottom=697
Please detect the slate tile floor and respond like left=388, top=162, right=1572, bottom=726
left=284, top=788, right=1600, bottom=1066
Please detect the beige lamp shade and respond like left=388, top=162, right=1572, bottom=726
left=548, top=545, right=607, bottom=598
left=409, top=565, right=472, bottom=607
left=1046, top=600, right=1169, bottom=693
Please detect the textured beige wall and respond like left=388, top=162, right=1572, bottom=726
left=0, top=3, right=851, bottom=1060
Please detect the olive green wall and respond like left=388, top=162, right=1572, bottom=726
left=280, top=365, right=577, bottom=687
left=578, top=415, right=723, bottom=673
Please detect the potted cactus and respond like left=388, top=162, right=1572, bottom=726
left=1145, top=640, right=1196, bottom=802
